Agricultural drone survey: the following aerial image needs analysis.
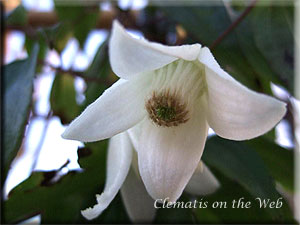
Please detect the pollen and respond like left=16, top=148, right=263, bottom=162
left=146, top=90, right=189, bottom=127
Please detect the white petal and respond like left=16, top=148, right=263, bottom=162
left=81, top=132, right=133, bottom=220
left=109, top=20, right=201, bottom=79
left=62, top=75, right=151, bottom=142
left=121, top=163, right=156, bottom=223
left=137, top=105, right=209, bottom=202
left=185, top=161, right=220, bottom=196
left=199, top=47, right=287, bottom=140
left=127, top=122, right=143, bottom=152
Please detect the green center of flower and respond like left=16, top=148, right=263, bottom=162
left=146, top=90, right=189, bottom=127
left=155, top=106, right=176, bottom=121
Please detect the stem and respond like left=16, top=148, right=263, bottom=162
left=210, top=0, right=257, bottom=50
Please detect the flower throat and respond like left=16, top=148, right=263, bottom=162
left=145, top=59, right=206, bottom=127
left=146, top=90, right=189, bottom=127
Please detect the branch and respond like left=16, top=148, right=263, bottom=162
left=6, top=9, right=139, bottom=31
left=41, top=60, right=110, bottom=84
left=210, top=0, right=257, bottom=50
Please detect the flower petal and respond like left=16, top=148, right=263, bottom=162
left=109, top=20, right=201, bottom=79
left=81, top=132, right=133, bottom=220
left=185, top=161, right=220, bottom=196
left=199, top=47, right=286, bottom=140
left=137, top=105, right=209, bottom=202
left=127, top=122, right=143, bottom=152
left=62, top=75, right=151, bottom=142
left=120, top=163, right=156, bottom=223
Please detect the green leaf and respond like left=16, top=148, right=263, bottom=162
left=202, top=136, right=293, bottom=221
left=3, top=44, right=39, bottom=181
left=73, top=12, right=98, bottom=49
left=25, top=29, right=48, bottom=67
left=50, top=73, right=80, bottom=124
left=250, top=5, right=294, bottom=94
left=193, top=169, right=295, bottom=223
left=52, top=23, right=73, bottom=53
left=230, top=19, right=277, bottom=95
left=160, top=6, right=267, bottom=93
left=4, top=141, right=131, bottom=223
left=3, top=141, right=117, bottom=223
left=246, top=137, right=294, bottom=192
left=5, top=5, right=27, bottom=26
left=26, top=23, right=72, bottom=54
left=224, top=4, right=294, bottom=95
left=160, top=5, right=294, bottom=96
left=92, top=193, right=130, bottom=224
left=54, top=4, right=98, bottom=48
left=154, top=194, right=195, bottom=223
left=83, top=40, right=114, bottom=108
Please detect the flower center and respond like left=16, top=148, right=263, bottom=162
left=146, top=90, right=189, bottom=127
left=145, top=59, right=206, bottom=127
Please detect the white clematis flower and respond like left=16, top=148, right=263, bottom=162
left=81, top=130, right=220, bottom=221
left=62, top=20, right=286, bottom=218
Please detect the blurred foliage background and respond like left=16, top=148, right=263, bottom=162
left=2, top=0, right=298, bottom=224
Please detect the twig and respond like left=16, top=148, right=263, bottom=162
left=30, top=110, right=52, bottom=172
left=58, top=159, right=70, bottom=171
left=41, top=60, right=109, bottom=84
left=210, top=0, right=257, bottom=50
left=5, top=25, right=38, bottom=39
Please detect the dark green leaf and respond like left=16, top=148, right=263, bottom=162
left=193, top=169, right=295, bottom=223
left=250, top=5, right=294, bottom=94
left=160, top=6, right=267, bottom=93
left=202, top=136, right=293, bottom=221
left=83, top=40, right=114, bottom=108
left=3, top=44, right=39, bottom=181
left=3, top=141, right=120, bottom=223
left=50, top=73, right=80, bottom=124
left=54, top=4, right=98, bottom=48
left=5, top=5, right=27, bottom=26
left=160, top=5, right=294, bottom=96
left=92, top=194, right=130, bottom=224
left=246, top=137, right=294, bottom=191
left=225, top=4, right=294, bottom=95
left=154, top=194, right=195, bottom=224
left=26, top=23, right=72, bottom=54
left=25, top=29, right=48, bottom=65
left=52, top=23, right=73, bottom=53
left=230, top=18, right=277, bottom=95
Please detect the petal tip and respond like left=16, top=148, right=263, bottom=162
left=61, top=127, right=72, bottom=139
left=61, top=125, right=78, bottom=141
left=112, top=19, right=123, bottom=30
left=81, top=208, right=98, bottom=220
